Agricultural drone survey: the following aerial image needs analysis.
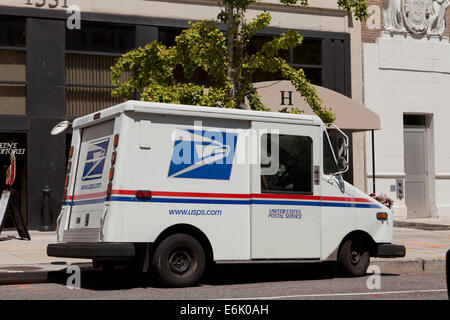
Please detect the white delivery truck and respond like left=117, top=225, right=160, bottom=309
left=47, top=101, right=405, bottom=287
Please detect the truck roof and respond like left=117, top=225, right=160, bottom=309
left=72, top=100, right=324, bottom=128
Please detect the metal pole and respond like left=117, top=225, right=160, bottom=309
left=372, top=130, right=376, bottom=194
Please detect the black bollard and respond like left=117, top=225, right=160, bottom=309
left=41, top=185, right=53, bottom=231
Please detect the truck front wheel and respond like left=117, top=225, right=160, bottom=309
left=337, top=237, right=370, bottom=277
left=151, top=234, right=206, bottom=287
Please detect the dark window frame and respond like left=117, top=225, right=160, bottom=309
left=403, top=114, right=426, bottom=127
left=0, top=16, right=27, bottom=114
left=64, top=22, right=135, bottom=114
left=156, top=27, right=325, bottom=85
left=248, top=35, right=323, bottom=85
left=261, top=133, right=314, bottom=195
left=251, top=27, right=350, bottom=96
left=0, top=48, right=27, bottom=87
left=0, top=15, right=27, bottom=89
left=0, top=14, right=26, bottom=48
left=66, top=21, right=136, bottom=54
left=158, top=27, right=187, bottom=47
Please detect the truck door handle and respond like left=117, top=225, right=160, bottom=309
left=314, top=166, right=320, bottom=185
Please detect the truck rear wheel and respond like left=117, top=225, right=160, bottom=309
left=337, top=238, right=370, bottom=277
left=151, top=234, right=206, bottom=287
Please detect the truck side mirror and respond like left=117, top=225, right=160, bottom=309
left=337, top=137, right=347, bottom=159
left=51, top=121, right=71, bottom=136
left=325, top=124, right=350, bottom=175
left=336, top=137, right=349, bottom=173
left=337, top=157, right=348, bottom=172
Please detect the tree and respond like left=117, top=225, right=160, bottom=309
left=111, top=0, right=368, bottom=123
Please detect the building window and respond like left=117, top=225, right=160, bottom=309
left=0, top=15, right=27, bottom=115
left=66, top=22, right=135, bottom=116
left=158, top=28, right=185, bottom=47
left=404, top=114, right=426, bottom=126
left=156, top=28, right=323, bottom=87
left=250, top=36, right=322, bottom=85
left=261, top=134, right=313, bottom=194
left=292, top=38, right=322, bottom=65
left=0, top=15, right=26, bottom=48
left=157, top=27, right=213, bottom=87
left=67, top=21, right=135, bottom=54
left=65, top=53, right=129, bottom=116
left=248, top=35, right=290, bottom=60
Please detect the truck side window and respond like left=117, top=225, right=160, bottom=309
left=261, top=134, right=313, bottom=194
left=323, top=131, right=338, bottom=174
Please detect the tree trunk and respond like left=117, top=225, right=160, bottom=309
left=227, top=3, right=235, bottom=102
left=235, top=7, right=246, bottom=109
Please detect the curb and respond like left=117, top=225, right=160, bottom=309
left=394, top=221, right=450, bottom=231
left=370, top=258, right=446, bottom=274
left=0, top=263, right=90, bottom=286
left=424, top=259, right=446, bottom=272
left=0, top=270, right=52, bottom=285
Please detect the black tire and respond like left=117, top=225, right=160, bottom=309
left=337, top=237, right=370, bottom=277
left=151, top=234, right=206, bottom=287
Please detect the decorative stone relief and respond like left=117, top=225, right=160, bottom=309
left=383, top=0, right=449, bottom=36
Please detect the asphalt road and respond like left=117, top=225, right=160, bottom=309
left=0, top=263, right=447, bottom=300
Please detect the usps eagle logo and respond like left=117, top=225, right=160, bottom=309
left=82, top=138, right=110, bottom=181
left=168, top=129, right=238, bottom=180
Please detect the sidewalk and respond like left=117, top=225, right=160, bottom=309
left=0, top=231, right=90, bottom=285
left=394, top=216, right=450, bottom=231
left=0, top=217, right=449, bottom=285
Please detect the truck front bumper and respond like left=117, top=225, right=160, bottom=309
left=47, top=243, right=136, bottom=261
left=373, top=243, right=406, bottom=258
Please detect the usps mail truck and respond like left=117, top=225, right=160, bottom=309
left=47, top=101, right=405, bottom=287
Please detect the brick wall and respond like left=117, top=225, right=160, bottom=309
left=362, top=0, right=384, bottom=43
left=362, top=0, right=450, bottom=43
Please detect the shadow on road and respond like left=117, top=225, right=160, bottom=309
left=45, top=262, right=400, bottom=291
left=47, top=266, right=156, bottom=291
left=205, top=262, right=337, bottom=285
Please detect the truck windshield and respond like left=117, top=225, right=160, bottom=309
left=323, top=131, right=338, bottom=174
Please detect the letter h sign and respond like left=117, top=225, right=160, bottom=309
left=280, top=91, right=293, bottom=106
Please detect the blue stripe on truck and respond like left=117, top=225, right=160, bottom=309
left=64, top=196, right=381, bottom=209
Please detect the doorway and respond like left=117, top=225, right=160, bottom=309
left=0, top=132, right=27, bottom=227
left=403, top=115, right=432, bottom=218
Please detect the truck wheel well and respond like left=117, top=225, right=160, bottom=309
left=338, top=230, right=376, bottom=257
left=153, top=224, right=214, bottom=265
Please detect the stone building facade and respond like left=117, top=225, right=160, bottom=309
left=361, top=0, right=450, bottom=218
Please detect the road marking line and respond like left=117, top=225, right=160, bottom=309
left=218, top=289, right=448, bottom=300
